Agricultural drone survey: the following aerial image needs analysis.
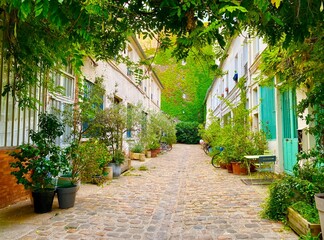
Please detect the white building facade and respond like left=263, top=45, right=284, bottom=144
left=205, top=33, right=314, bottom=174
left=82, top=36, right=162, bottom=113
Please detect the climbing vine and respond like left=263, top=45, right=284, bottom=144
left=150, top=44, right=218, bottom=123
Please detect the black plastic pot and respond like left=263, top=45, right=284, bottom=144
left=56, top=185, right=77, bottom=209
left=32, top=189, right=55, bottom=213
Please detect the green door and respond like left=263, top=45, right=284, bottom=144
left=281, top=90, right=298, bottom=174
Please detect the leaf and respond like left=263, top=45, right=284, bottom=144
left=35, top=4, right=43, bottom=17
left=271, top=0, right=281, bottom=8
left=219, top=6, right=248, bottom=14
left=20, top=1, right=32, bottom=20
left=271, top=15, right=284, bottom=26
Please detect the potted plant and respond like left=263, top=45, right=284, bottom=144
left=297, top=146, right=324, bottom=235
left=89, top=103, right=129, bottom=177
left=130, top=143, right=144, bottom=160
left=287, top=201, right=321, bottom=237
left=147, top=139, right=161, bottom=158
left=10, top=113, right=69, bottom=213
left=109, top=149, right=125, bottom=177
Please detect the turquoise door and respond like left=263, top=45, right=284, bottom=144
left=281, top=90, right=298, bottom=174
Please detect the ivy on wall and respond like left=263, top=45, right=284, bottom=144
left=148, top=45, right=217, bottom=123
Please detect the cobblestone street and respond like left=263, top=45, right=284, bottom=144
left=0, top=144, right=298, bottom=240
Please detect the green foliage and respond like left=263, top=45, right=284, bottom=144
left=131, top=143, right=144, bottom=153
left=138, top=165, right=148, bottom=171
left=294, top=160, right=324, bottom=194
left=176, top=121, right=200, bottom=144
left=142, top=111, right=176, bottom=149
left=10, top=112, right=69, bottom=191
left=2, top=0, right=322, bottom=109
left=112, top=149, right=125, bottom=165
left=262, top=175, right=320, bottom=221
left=200, top=78, right=267, bottom=164
left=299, top=231, right=322, bottom=240
left=153, top=45, right=216, bottom=123
left=58, top=77, right=106, bottom=143
left=73, top=139, right=111, bottom=183
left=291, top=201, right=319, bottom=224
left=89, top=103, right=128, bottom=164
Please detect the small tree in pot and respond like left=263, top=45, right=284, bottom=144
left=89, top=103, right=128, bottom=177
left=10, top=112, right=69, bottom=213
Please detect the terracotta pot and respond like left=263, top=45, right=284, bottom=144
left=231, top=162, right=241, bottom=175
left=151, top=149, right=159, bottom=158
left=220, top=163, right=227, bottom=169
left=226, top=163, right=233, bottom=173
left=240, top=165, right=248, bottom=175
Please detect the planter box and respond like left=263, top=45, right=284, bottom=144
left=287, top=207, right=321, bottom=237
left=130, top=152, right=140, bottom=160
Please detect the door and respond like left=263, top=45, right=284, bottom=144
left=281, top=90, right=298, bottom=174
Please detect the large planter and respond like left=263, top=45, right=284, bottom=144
left=231, top=162, right=241, bottom=175
left=315, top=193, right=324, bottom=237
left=287, top=207, right=321, bottom=237
left=32, top=189, right=55, bottom=213
left=108, top=163, right=121, bottom=178
left=57, top=185, right=78, bottom=209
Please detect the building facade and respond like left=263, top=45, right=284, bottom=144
left=205, top=33, right=314, bottom=174
left=0, top=35, right=162, bottom=209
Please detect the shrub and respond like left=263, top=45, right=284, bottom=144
left=262, top=175, right=319, bottom=221
left=131, top=143, right=144, bottom=153
left=176, top=121, right=200, bottom=144
left=76, top=139, right=111, bottom=183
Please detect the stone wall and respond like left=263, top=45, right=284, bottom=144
left=0, top=149, right=29, bottom=209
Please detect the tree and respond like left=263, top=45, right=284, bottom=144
left=1, top=0, right=322, bottom=108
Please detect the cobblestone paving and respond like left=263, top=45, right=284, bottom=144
left=0, top=144, right=298, bottom=240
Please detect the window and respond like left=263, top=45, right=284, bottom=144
left=0, top=59, right=43, bottom=147
left=253, top=88, right=258, bottom=107
left=114, top=95, right=122, bottom=104
left=141, top=111, right=148, bottom=137
left=253, top=37, right=260, bottom=58
left=81, top=80, right=104, bottom=137
left=126, top=104, right=133, bottom=138
left=127, top=67, right=132, bottom=77
left=50, top=99, right=72, bottom=146
left=234, top=54, right=238, bottom=73
left=134, top=68, right=143, bottom=83
left=52, top=69, right=74, bottom=99
left=243, top=38, right=248, bottom=76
